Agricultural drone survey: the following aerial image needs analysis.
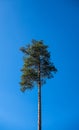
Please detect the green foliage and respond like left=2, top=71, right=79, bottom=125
left=20, top=39, right=57, bottom=92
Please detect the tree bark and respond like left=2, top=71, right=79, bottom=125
left=38, top=83, right=41, bottom=130
left=38, top=62, right=41, bottom=130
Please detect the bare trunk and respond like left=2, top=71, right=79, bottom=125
left=38, top=83, right=41, bottom=130
left=38, top=62, right=41, bottom=130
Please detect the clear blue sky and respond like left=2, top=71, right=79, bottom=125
left=0, top=0, right=79, bottom=130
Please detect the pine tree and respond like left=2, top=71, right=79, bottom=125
left=20, top=39, right=57, bottom=130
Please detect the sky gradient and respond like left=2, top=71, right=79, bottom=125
left=0, top=0, right=79, bottom=130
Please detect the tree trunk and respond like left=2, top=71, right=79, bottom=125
left=38, top=61, right=41, bottom=130
left=38, top=82, right=41, bottom=130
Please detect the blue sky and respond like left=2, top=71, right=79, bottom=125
left=0, top=0, right=79, bottom=130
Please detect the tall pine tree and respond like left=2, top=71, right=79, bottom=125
left=20, top=39, right=57, bottom=130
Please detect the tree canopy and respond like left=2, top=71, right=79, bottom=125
left=20, top=39, right=57, bottom=92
